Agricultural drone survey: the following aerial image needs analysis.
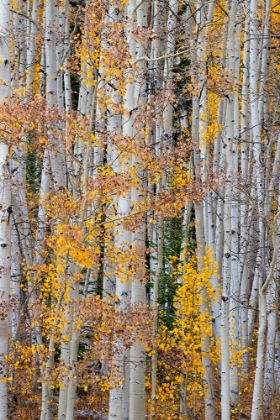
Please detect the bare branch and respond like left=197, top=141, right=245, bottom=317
left=11, top=10, right=43, bottom=35
left=133, top=50, right=187, bottom=65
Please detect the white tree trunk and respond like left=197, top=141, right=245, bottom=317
left=26, top=0, right=38, bottom=96
left=0, top=1, right=11, bottom=417
left=239, top=8, right=250, bottom=373
left=109, top=197, right=132, bottom=420
left=192, top=38, right=216, bottom=416
left=251, top=213, right=280, bottom=420
left=263, top=278, right=277, bottom=410
left=150, top=214, right=163, bottom=419
left=125, top=1, right=147, bottom=418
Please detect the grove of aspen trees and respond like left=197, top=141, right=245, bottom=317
left=0, top=0, right=279, bottom=419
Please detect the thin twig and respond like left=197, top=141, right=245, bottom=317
left=11, top=9, right=43, bottom=35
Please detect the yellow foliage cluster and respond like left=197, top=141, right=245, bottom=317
left=149, top=247, right=219, bottom=418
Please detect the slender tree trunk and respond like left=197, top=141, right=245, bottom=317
left=0, top=1, right=11, bottom=417
left=263, top=277, right=277, bottom=411
left=239, top=3, right=250, bottom=374
left=126, top=1, right=147, bottom=418
left=192, top=35, right=216, bottom=417
left=150, top=215, right=163, bottom=419
left=251, top=213, right=280, bottom=420
left=26, top=0, right=38, bottom=96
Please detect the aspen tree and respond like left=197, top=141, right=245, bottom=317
left=108, top=3, right=131, bottom=418
left=249, top=0, right=268, bottom=416
left=225, top=0, right=241, bottom=405
left=239, top=0, right=251, bottom=375
left=149, top=0, right=178, bottom=413
left=150, top=214, right=163, bottom=419
left=111, top=2, right=135, bottom=416
left=0, top=0, right=11, bottom=417
left=40, top=0, right=61, bottom=417
left=26, top=0, right=39, bottom=97
left=10, top=145, right=29, bottom=339
left=251, top=213, right=280, bottom=420
left=129, top=0, right=148, bottom=414
left=263, top=276, right=277, bottom=410
left=102, top=1, right=123, bottom=303
left=263, top=133, right=280, bottom=411
left=191, top=7, right=216, bottom=413
left=10, top=197, right=21, bottom=340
